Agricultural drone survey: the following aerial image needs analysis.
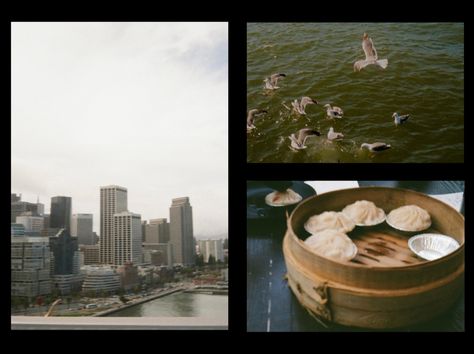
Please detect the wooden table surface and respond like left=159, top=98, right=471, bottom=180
left=247, top=181, right=465, bottom=332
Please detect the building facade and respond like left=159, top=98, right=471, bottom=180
left=81, top=266, right=120, bottom=295
left=145, top=218, right=170, bottom=244
left=100, top=185, right=127, bottom=265
left=198, top=239, right=225, bottom=263
left=113, top=211, right=142, bottom=266
left=169, top=197, right=195, bottom=266
left=11, top=236, right=52, bottom=298
left=49, top=229, right=79, bottom=275
left=15, top=215, right=44, bottom=234
left=50, top=196, right=72, bottom=231
left=79, top=245, right=100, bottom=265
left=71, top=213, right=94, bottom=245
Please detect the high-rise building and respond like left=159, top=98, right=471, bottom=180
left=141, top=220, right=147, bottom=242
left=49, top=229, right=79, bottom=275
left=113, top=211, right=142, bottom=266
left=197, top=239, right=225, bottom=263
left=11, top=193, right=21, bottom=203
left=143, top=243, right=173, bottom=266
left=169, top=197, right=195, bottom=265
left=50, top=196, right=72, bottom=231
left=71, top=214, right=94, bottom=245
left=79, top=245, right=100, bottom=265
left=15, top=215, right=44, bottom=234
left=11, top=236, right=52, bottom=298
left=11, top=199, right=40, bottom=223
left=100, top=185, right=127, bottom=265
left=145, top=218, right=170, bottom=244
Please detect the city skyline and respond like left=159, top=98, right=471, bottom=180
left=12, top=22, right=228, bottom=237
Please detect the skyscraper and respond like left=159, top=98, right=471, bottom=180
left=71, top=214, right=94, bottom=245
left=170, top=197, right=194, bottom=265
left=113, top=211, right=142, bottom=265
left=50, top=196, right=72, bottom=231
left=49, top=229, right=79, bottom=275
left=145, top=218, right=170, bottom=243
left=100, top=185, right=127, bottom=265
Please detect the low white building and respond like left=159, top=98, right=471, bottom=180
left=197, top=239, right=224, bottom=263
left=16, top=215, right=44, bottom=234
left=81, top=266, right=120, bottom=295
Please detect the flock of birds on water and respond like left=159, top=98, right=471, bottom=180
left=247, top=33, right=411, bottom=154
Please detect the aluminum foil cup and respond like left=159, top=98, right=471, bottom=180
left=408, top=233, right=460, bottom=261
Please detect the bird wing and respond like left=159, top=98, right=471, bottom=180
left=270, top=73, right=284, bottom=85
left=363, top=38, right=378, bottom=61
left=247, top=110, right=257, bottom=125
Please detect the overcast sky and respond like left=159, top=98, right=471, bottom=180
left=11, top=22, right=228, bottom=237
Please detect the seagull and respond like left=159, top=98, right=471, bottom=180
left=291, top=96, right=318, bottom=115
left=324, top=104, right=344, bottom=118
left=264, top=73, right=286, bottom=90
left=361, top=142, right=391, bottom=152
left=393, top=112, right=410, bottom=125
left=327, top=127, right=344, bottom=141
left=354, top=33, right=388, bottom=72
left=289, top=128, right=321, bottom=150
left=247, top=109, right=268, bottom=132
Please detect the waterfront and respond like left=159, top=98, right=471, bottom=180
left=247, top=23, right=464, bottom=163
left=106, top=292, right=228, bottom=319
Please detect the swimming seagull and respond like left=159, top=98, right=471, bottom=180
left=264, top=73, right=286, bottom=90
left=247, top=109, right=268, bottom=132
left=324, top=104, right=344, bottom=118
left=291, top=96, right=318, bottom=115
left=327, top=127, right=344, bottom=141
left=289, top=128, right=321, bottom=150
left=393, top=112, right=410, bottom=125
left=361, top=142, right=391, bottom=152
left=354, top=33, right=388, bottom=72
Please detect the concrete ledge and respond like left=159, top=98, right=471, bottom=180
left=11, top=316, right=228, bottom=330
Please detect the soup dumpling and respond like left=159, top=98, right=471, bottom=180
left=387, top=205, right=431, bottom=232
left=265, top=188, right=303, bottom=207
left=304, top=229, right=358, bottom=262
left=304, top=211, right=355, bottom=234
left=342, top=200, right=386, bottom=226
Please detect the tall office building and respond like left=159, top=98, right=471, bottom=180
left=71, top=214, right=94, bottom=245
left=170, top=197, right=195, bottom=265
left=49, top=229, right=79, bottom=275
left=113, top=211, right=142, bottom=266
left=50, top=196, right=72, bottom=231
left=100, top=185, right=127, bottom=265
left=145, top=218, right=170, bottom=244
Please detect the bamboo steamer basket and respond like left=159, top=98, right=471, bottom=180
left=283, top=187, right=464, bottom=329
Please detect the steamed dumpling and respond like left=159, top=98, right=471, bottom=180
left=265, top=188, right=302, bottom=207
left=387, top=205, right=431, bottom=231
left=342, top=200, right=386, bottom=226
left=304, top=211, right=355, bottom=234
left=304, top=229, right=358, bottom=262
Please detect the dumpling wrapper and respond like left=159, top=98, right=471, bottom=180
left=342, top=200, right=386, bottom=226
left=304, top=211, right=355, bottom=234
left=304, top=229, right=358, bottom=262
left=265, top=188, right=302, bottom=207
left=387, top=205, right=431, bottom=232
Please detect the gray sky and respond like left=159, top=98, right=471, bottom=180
left=11, top=22, right=228, bottom=237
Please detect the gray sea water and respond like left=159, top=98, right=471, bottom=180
left=247, top=23, right=464, bottom=163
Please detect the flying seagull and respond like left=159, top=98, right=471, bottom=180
left=264, top=73, right=286, bottom=90
left=247, top=109, right=268, bottom=132
left=354, top=33, right=388, bottom=72
left=292, top=96, right=318, bottom=115
left=327, top=127, right=344, bottom=141
left=289, top=128, right=321, bottom=150
left=324, top=104, right=344, bottom=118
left=393, top=112, right=410, bottom=125
left=361, top=142, right=391, bottom=152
